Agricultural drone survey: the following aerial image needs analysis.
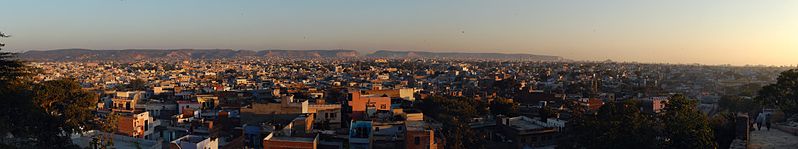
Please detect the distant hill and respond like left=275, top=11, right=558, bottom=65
left=367, top=50, right=565, bottom=61
left=19, top=49, right=359, bottom=61
left=18, top=49, right=564, bottom=61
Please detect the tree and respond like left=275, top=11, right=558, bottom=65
left=421, top=96, right=486, bottom=149
left=558, top=99, right=660, bottom=149
left=490, top=97, right=519, bottom=116
left=719, top=95, right=759, bottom=114
left=0, top=32, right=97, bottom=148
left=117, top=78, right=148, bottom=91
left=710, top=112, right=738, bottom=149
left=0, top=32, right=28, bottom=85
left=757, top=69, right=798, bottom=116
left=660, top=94, right=717, bottom=148
left=31, top=79, right=99, bottom=135
left=560, top=95, right=718, bottom=148
left=91, top=112, right=118, bottom=149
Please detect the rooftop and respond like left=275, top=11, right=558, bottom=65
left=173, top=135, right=209, bottom=143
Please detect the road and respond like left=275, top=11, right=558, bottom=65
left=749, top=127, right=798, bottom=149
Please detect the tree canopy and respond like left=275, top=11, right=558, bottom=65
left=421, top=96, right=487, bottom=149
left=490, top=97, right=519, bottom=117
left=559, top=94, right=717, bottom=149
left=0, top=32, right=98, bottom=148
left=757, top=69, right=798, bottom=116
left=559, top=99, right=660, bottom=149
left=660, top=94, right=717, bottom=148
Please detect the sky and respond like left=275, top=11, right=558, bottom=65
left=1, top=0, right=797, bottom=66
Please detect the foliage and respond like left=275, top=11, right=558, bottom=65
left=710, top=112, right=738, bottom=149
left=0, top=32, right=29, bottom=85
left=558, top=99, right=660, bottom=149
left=0, top=33, right=97, bottom=148
left=660, top=94, right=717, bottom=148
left=32, top=79, right=99, bottom=134
left=719, top=95, right=759, bottom=114
left=757, top=69, right=798, bottom=116
left=91, top=112, right=118, bottom=149
left=116, top=78, right=148, bottom=91
left=490, top=97, right=519, bottom=116
left=421, top=96, right=486, bottom=149
left=559, top=94, right=717, bottom=149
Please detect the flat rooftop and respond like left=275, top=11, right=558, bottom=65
left=174, top=135, right=208, bottom=143
left=268, top=136, right=316, bottom=143
left=508, top=117, right=544, bottom=130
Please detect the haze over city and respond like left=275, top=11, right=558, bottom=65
left=1, top=0, right=796, bottom=66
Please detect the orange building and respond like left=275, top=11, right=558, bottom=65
left=349, top=91, right=391, bottom=112
left=117, top=111, right=154, bottom=138
left=364, top=88, right=415, bottom=101
left=405, top=121, right=438, bottom=149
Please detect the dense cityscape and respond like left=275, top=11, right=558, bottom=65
left=3, top=1, right=798, bottom=149
left=3, top=46, right=798, bottom=148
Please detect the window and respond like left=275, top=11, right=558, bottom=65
left=415, top=137, right=420, bottom=145
left=380, top=104, right=386, bottom=109
left=144, top=120, right=149, bottom=131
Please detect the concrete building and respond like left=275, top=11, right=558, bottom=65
left=117, top=111, right=160, bottom=139
left=349, top=121, right=374, bottom=149
left=498, top=116, right=558, bottom=148
left=405, top=121, right=438, bottom=149
left=348, top=91, right=391, bottom=118
left=262, top=133, right=319, bottom=149
left=364, top=88, right=415, bottom=101
left=71, top=130, right=162, bottom=149
left=170, top=135, right=219, bottom=149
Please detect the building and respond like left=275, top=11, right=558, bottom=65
left=263, top=115, right=319, bottom=149
left=71, top=130, right=162, bottom=149
left=349, top=121, right=374, bottom=149
left=348, top=91, right=391, bottom=118
left=640, top=96, right=669, bottom=114
left=405, top=121, right=438, bottom=149
left=111, top=91, right=146, bottom=112
left=576, top=98, right=604, bottom=111
left=196, top=94, right=219, bottom=110
left=117, top=111, right=160, bottom=139
left=364, top=88, right=415, bottom=101
left=263, top=133, right=319, bottom=149
left=497, top=116, right=558, bottom=148
left=170, top=135, right=219, bottom=149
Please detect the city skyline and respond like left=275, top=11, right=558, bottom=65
left=2, top=0, right=797, bottom=66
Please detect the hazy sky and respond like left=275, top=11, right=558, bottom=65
left=1, top=0, right=797, bottom=66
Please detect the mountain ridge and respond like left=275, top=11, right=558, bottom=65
left=18, top=49, right=564, bottom=61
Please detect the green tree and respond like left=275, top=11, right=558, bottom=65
left=91, top=112, right=118, bottom=149
left=558, top=100, right=660, bottom=149
left=0, top=32, right=30, bottom=85
left=490, top=97, right=519, bottom=116
left=0, top=32, right=97, bottom=148
left=32, top=79, right=99, bottom=135
left=757, top=69, right=798, bottom=116
left=117, top=78, right=148, bottom=91
left=421, top=96, right=486, bottom=149
left=660, top=94, right=717, bottom=148
left=719, top=95, right=759, bottom=114
left=710, top=112, right=738, bottom=149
